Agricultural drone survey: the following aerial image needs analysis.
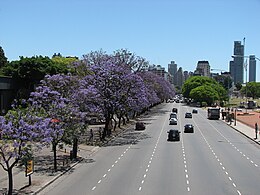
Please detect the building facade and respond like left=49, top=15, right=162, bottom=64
left=168, top=61, right=178, bottom=85
left=230, top=41, right=244, bottom=84
left=194, top=61, right=210, bottom=77
left=249, top=55, right=256, bottom=82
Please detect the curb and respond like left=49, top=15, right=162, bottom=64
left=222, top=120, right=260, bottom=145
left=229, top=125, right=260, bottom=145
left=33, top=146, right=100, bottom=195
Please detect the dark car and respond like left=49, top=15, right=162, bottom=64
left=167, top=129, right=181, bottom=141
left=185, top=112, right=192, bottom=118
left=135, top=122, right=145, bottom=130
left=184, top=124, right=194, bottom=133
left=172, top=108, right=178, bottom=113
left=169, top=118, right=177, bottom=125
left=192, top=109, right=198, bottom=114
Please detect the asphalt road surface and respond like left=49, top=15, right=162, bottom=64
left=39, top=102, right=260, bottom=195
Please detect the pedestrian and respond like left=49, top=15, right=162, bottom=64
left=255, top=123, right=258, bottom=139
left=89, top=129, right=94, bottom=142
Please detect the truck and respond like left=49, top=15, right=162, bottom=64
left=207, top=107, right=220, bottom=120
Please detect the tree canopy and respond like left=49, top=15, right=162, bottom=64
left=182, top=76, right=228, bottom=105
left=0, top=46, right=8, bottom=69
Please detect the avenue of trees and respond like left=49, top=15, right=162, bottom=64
left=0, top=48, right=175, bottom=195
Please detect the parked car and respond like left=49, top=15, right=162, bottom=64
left=185, top=112, right=192, bottom=118
left=135, top=122, right=145, bottom=130
left=167, top=129, right=181, bottom=141
left=184, top=124, right=194, bottom=133
left=169, top=118, right=177, bottom=125
left=192, top=109, right=198, bottom=114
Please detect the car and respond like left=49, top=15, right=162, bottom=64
left=192, top=109, right=198, bottom=114
left=172, top=108, right=178, bottom=113
left=167, top=129, right=181, bottom=141
left=169, top=112, right=178, bottom=119
left=184, top=124, right=194, bottom=133
left=169, top=118, right=177, bottom=125
left=185, top=112, right=192, bottom=118
left=135, top=122, right=145, bottom=130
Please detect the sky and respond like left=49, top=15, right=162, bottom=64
left=1, top=0, right=260, bottom=81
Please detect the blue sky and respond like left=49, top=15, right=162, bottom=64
left=1, top=0, right=260, bottom=81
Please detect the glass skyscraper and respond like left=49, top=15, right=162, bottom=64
left=230, top=41, right=244, bottom=84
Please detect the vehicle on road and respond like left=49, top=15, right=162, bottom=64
left=169, top=112, right=178, bottom=119
left=184, top=124, right=194, bottom=133
left=192, top=109, right=198, bottom=114
left=167, top=129, right=180, bottom=141
left=135, top=122, right=145, bottom=130
left=169, top=118, right=177, bottom=125
left=207, top=107, right=220, bottom=120
left=185, top=112, right=192, bottom=118
left=172, top=108, right=178, bottom=113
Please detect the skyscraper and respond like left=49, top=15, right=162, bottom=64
left=168, top=61, right=177, bottom=85
left=249, top=55, right=256, bottom=82
left=230, top=41, right=244, bottom=84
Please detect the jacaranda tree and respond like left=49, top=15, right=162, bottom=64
left=29, top=84, right=69, bottom=171
left=0, top=105, right=49, bottom=195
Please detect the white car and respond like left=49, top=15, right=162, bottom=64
left=169, top=118, right=178, bottom=125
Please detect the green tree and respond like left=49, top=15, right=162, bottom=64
left=241, top=82, right=260, bottom=99
left=0, top=46, right=8, bottom=69
left=182, top=76, right=228, bottom=105
left=1, top=55, right=72, bottom=99
left=235, top=82, right=242, bottom=91
left=190, top=85, right=219, bottom=106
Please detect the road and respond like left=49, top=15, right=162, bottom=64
left=39, top=102, right=260, bottom=195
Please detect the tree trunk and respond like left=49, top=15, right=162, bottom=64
left=7, top=168, right=13, bottom=195
left=72, top=137, right=78, bottom=159
left=53, top=143, right=57, bottom=171
left=118, top=116, right=121, bottom=128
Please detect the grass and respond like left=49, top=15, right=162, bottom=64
left=228, top=97, right=260, bottom=107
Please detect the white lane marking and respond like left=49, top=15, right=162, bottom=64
left=194, top=120, right=241, bottom=193
left=207, top=121, right=259, bottom=168
left=91, top=144, right=132, bottom=191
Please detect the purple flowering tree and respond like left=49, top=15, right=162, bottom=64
left=0, top=107, right=47, bottom=195
left=79, top=51, right=150, bottom=135
left=38, top=74, right=87, bottom=159
left=29, top=84, right=69, bottom=171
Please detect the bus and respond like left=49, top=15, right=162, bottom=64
left=207, top=107, right=220, bottom=120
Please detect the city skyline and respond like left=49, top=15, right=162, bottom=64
left=1, top=0, right=259, bottom=81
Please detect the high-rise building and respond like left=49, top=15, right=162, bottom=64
left=168, top=61, right=178, bottom=85
left=148, top=64, right=167, bottom=80
left=194, top=61, right=210, bottom=77
left=249, top=55, right=256, bottom=82
left=176, top=67, right=184, bottom=87
left=229, top=41, right=244, bottom=84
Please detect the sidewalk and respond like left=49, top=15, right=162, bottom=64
left=222, top=110, right=260, bottom=144
left=0, top=144, right=99, bottom=195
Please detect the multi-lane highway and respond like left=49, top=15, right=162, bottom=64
left=39, top=102, right=260, bottom=195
